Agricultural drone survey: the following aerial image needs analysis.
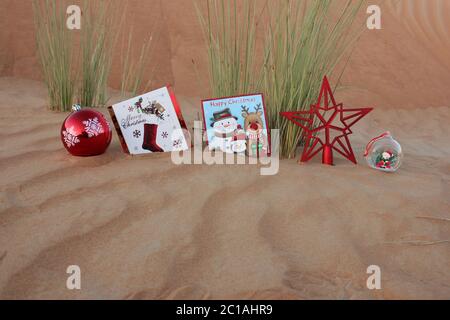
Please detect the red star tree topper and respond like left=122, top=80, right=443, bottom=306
left=280, top=76, right=373, bottom=165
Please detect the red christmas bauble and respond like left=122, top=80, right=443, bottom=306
left=60, top=106, right=112, bottom=156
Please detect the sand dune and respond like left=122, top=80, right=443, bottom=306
left=0, top=77, right=449, bottom=299
left=0, top=0, right=449, bottom=300
left=1, top=0, right=450, bottom=105
left=387, top=0, right=450, bottom=70
left=388, top=0, right=450, bottom=42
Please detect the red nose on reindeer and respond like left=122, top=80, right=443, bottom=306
left=250, top=123, right=259, bottom=131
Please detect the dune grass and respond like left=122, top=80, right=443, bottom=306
left=261, top=0, right=366, bottom=158
left=196, top=0, right=258, bottom=98
left=33, top=0, right=126, bottom=110
left=120, top=29, right=154, bottom=97
left=33, top=0, right=75, bottom=111
left=198, top=0, right=366, bottom=158
left=79, top=0, right=122, bottom=107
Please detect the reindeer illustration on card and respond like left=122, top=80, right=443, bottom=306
left=201, top=94, right=270, bottom=157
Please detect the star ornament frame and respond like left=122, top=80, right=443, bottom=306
left=280, top=76, right=373, bottom=166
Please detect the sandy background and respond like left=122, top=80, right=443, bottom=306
left=0, top=0, right=449, bottom=299
left=1, top=0, right=450, bottom=106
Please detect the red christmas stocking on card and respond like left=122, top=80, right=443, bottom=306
left=142, top=123, right=164, bottom=152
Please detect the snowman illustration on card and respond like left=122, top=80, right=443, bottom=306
left=202, top=94, right=270, bottom=157
left=109, top=87, right=189, bottom=155
left=209, top=108, right=246, bottom=153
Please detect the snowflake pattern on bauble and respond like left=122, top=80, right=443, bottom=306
left=161, top=131, right=168, bottom=139
left=62, top=126, right=80, bottom=148
left=83, top=117, right=104, bottom=138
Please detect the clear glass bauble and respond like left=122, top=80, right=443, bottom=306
left=365, top=132, right=402, bottom=172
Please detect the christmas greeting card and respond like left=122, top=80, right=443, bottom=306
left=201, top=94, right=270, bottom=157
left=109, top=86, right=189, bottom=155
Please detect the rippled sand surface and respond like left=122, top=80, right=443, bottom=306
left=0, top=78, right=449, bottom=299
